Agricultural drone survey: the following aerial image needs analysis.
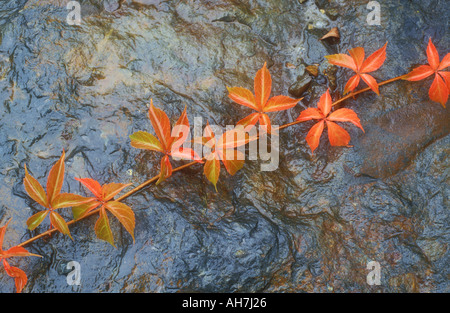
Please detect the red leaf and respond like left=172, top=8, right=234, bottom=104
left=227, top=87, right=258, bottom=111
left=75, top=177, right=103, bottom=199
left=3, top=246, right=40, bottom=258
left=360, top=42, right=387, bottom=73
left=429, top=73, right=449, bottom=107
left=404, top=65, right=434, bottom=81
left=102, top=183, right=132, bottom=201
left=263, top=95, right=302, bottom=112
left=46, top=150, right=65, bottom=206
left=104, top=201, right=135, bottom=243
left=296, top=108, right=324, bottom=122
left=328, top=108, right=365, bottom=132
left=156, top=155, right=173, bottom=185
left=254, top=62, right=272, bottom=110
left=317, top=89, right=332, bottom=116
left=426, top=38, right=440, bottom=71
left=3, top=260, right=27, bottom=293
left=49, top=211, right=72, bottom=239
left=26, top=210, right=49, bottom=231
left=95, top=207, right=115, bottom=247
left=305, top=120, right=325, bottom=154
left=23, top=165, right=48, bottom=208
left=343, top=74, right=361, bottom=95
left=326, top=121, right=351, bottom=147
left=325, top=54, right=357, bottom=71
left=438, top=53, right=450, bottom=71
left=360, top=73, right=379, bottom=95
left=148, top=100, right=172, bottom=151
left=129, top=131, right=164, bottom=153
left=439, top=71, right=450, bottom=91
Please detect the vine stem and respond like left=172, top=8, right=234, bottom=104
left=17, top=74, right=408, bottom=248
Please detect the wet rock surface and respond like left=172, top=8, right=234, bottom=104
left=0, top=0, right=448, bottom=292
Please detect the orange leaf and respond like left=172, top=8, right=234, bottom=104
left=227, top=86, right=258, bottom=111
left=217, top=128, right=250, bottom=149
left=49, top=211, right=72, bottom=239
left=348, top=47, right=365, bottom=71
left=156, top=155, right=173, bottom=185
left=171, top=106, right=190, bottom=150
left=404, top=65, right=434, bottom=81
left=75, top=177, right=103, bottom=199
left=328, top=108, right=365, bottom=132
left=236, top=113, right=261, bottom=132
left=360, top=42, right=387, bottom=73
left=204, top=154, right=220, bottom=191
left=3, top=260, right=27, bottom=293
left=148, top=100, right=172, bottom=151
left=305, top=120, right=325, bottom=154
left=129, top=131, right=164, bottom=153
left=264, top=95, right=302, bottom=112
left=259, top=113, right=272, bottom=134
left=52, top=193, right=94, bottom=210
left=72, top=199, right=100, bottom=220
left=170, top=147, right=202, bottom=162
left=46, top=150, right=65, bottom=206
left=325, top=54, right=357, bottom=71
left=102, top=183, right=132, bottom=201
left=296, top=108, right=324, bottom=122
left=317, top=89, right=332, bottom=116
left=105, top=201, right=135, bottom=243
left=26, top=210, right=49, bottom=231
left=3, top=246, right=41, bottom=258
left=254, top=62, right=272, bottom=110
left=360, top=73, right=379, bottom=95
left=95, top=207, right=115, bottom=247
left=326, top=121, right=351, bottom=147
left=344, top=74, right=360, bottom=95
left=218, top=149, right=245, bottom=176
left=23, top=165, right=48, bottom=208
left=429, top=73, right=449, bottom=107
left=426, top=39, right=440, bottom=71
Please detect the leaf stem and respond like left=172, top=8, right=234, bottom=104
left=17, top=74, right=407, bottom=247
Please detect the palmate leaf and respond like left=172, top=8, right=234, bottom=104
left=95, top=207, right=115, bottom=248
left=297, top=89, right=364, bottom=153
left=228, top=62, right=301, bottom=132
left=404, top=39, right=449, bottom=107
left=326, top=42, right=387, bottom=94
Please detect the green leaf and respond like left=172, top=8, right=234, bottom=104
left=203, top=154, right=220, bottom=191
left=95, top=208, right=116, bottom=247
left=129, top=131, right=164, bottom=152
left=52, top=193, right=95, bottom=209
left=26, top=210, right=49, bottom=231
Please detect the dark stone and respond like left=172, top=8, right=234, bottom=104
left=288, top=74, right=312, bottom=98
